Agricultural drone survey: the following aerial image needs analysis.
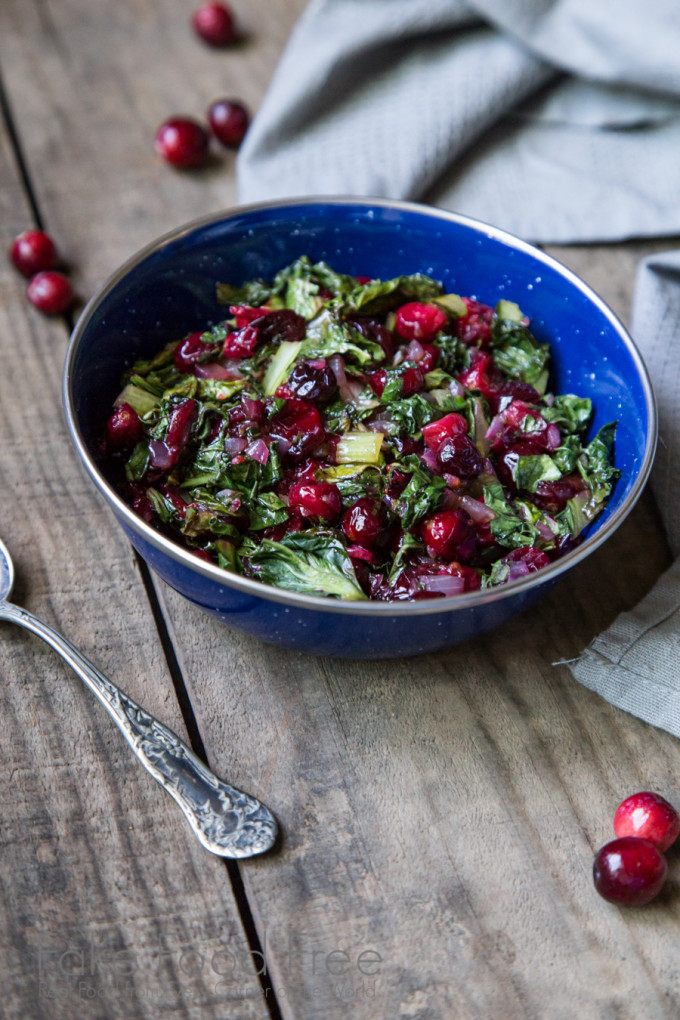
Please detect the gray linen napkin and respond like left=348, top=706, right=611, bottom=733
left=570, top=254, right=680, bottom=736
left=237, top=0, right=680, bottom=244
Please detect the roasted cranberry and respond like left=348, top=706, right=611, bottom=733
left=287, top=360, right=337, bottom=402
left=208, top=99, right=250, bottom=148
left=418, top=343, right=440, bottom=373
left=154, top=117, right=209, bottom=168
left=436, top=434, right=482, bottom=479
left=26, top=271, right=74, bottom=315
left=593, top=837, right=667, bottom=906
left=192, top=1, right=235, bottom=45
left=421, top=509, right=476, bottom=561
left=230, top=304, right=265, bottom=328
left=422, top=413, right=468, bottom=451
left=268, top=398, right=325, bottom=460
left=350, top=318, right=395, bottom=358
left=9, top=229, right=58, bottom=277
left=456, top=297, right=494, bottom=346
left=288, top=482, right=342, bottom=520
left=342, top=497, right=387, bottom=547
left=613, top=792, right=680, bottom=852
left=457, top=348, right=493, bottom=395
left=487, top=379, right=540, bottom=415
left=395, top=302, right=447, bottom=341
left=533, top=475, right=584, bottom=513
left=223, top=323, right=259, bottom=358
left=174, top=331, right=209, bottom=372
left=107, top=403, right=143, bottom=448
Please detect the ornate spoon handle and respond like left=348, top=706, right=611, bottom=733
left=0, top=599, right=277, bottom=858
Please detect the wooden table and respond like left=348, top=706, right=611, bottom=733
left=1, top=3, right=679, bottom=1018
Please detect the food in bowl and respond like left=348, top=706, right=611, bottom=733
left=102, top=256, right=618, bottom=602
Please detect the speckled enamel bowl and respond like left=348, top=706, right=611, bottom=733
left=63, top=199, right=656, bottom=658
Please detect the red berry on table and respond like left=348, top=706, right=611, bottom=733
left=613, top=792, right=680, bottom=852
left=192, top=1, right=236, bottom=46
left=207, top=99, right=250, bottom=148
left=26, top=271, right=74, bottom=315
left=593, top=837, right=667, bottom=906
left=9, top=229, right=58, bottom=277
left=395, top=302, right=447, bottom=341
left=154, top=118, right=209, bottom=168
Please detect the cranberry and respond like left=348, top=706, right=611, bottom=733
left=533, top=475, right=584, bottom=513
left=130, top=484, right=154, bottom=522
left=368, top=366, right=423, bottom=399
left=9, top=229, right=58, bottom=277
left=593, top=837, right=667, bottom=906
left=192, top=1, right=236, bottom=45
left=288, top=482, right=342, bottom=520
left=342, top=498, right=387, bottom=547
left=457, top=348, right=493, bottom=395
left=230, top=304, right=265, bottom=328
left=487, top=379, right=540, bottom=415
left=223, top=323, right=259, bottom=358
left=418, top=343, right=440, bottom=373
left=208, top=99, right=250, bottom=148
left=154, top=118, right=209, bottom=168
left=446, top=563, right=481, bottom=592
left=26, top=271, right=74, bottom=315
left=350, top=317, right=395, bottom=358
left=395, top=302, right=447, bottom=341
left=268, top=398, right=325, bottom=460
left=107, top=403, right=143, bottom=448
left=422, top=413, right=468, bottom=451
left=613, top=792, right=680, bottom=852
left=287, top=360, right=337, bottom=403
left=421, top=509, right=476, bottom=561
left=250, top=309, right=307, bottom=344
left=174, top=331, right=209, bottom=372
left=436, top=434, right=482, bottom=479
left=166, top=398, right=198, bottom=450
left=456, top=297, right=494, bottom=346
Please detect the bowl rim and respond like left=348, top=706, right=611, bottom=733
left=63, top=196, right=658, bottom=617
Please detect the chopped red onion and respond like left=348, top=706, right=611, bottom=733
left=404, top=339, right=425, bottom=363
left=420, top=448, right=439, bottom=474
left=223, top=436, right=248, bottom=456
left=536, top=520, right=555, bottom=542
left=329, top=354, right=347, bottom=386
left=546, top=423, right=561, bottom=450
left=420, top=574, right=466, bottom=596
left=458, top=494, right=496, bottom=525
left=194, top=362, right=232, bottom=380
left=244, top=438, right=270, bottom=464
left=148, top=440, right=174, bottom=470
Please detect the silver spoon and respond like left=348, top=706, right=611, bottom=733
left=0, top=538, right=277, bottom=858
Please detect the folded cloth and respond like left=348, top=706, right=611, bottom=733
left=570, top=253, right=680, bottom=736
left=237, top=0, right=680, bottom=243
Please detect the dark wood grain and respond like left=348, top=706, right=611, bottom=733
left=0, top=64, right=269, bottom=1020
left=1, top=0, right=680, bottom=1017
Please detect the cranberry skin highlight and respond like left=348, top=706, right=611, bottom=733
left=613, top=792, right=680, bottom=852
left=593, top=837, right=667, bottom=906
left=395, top=302, right=447, bottom=341
left=26, top=271, right=74, bottom=315
left=9, top=230, right=58, bottom=277
left=192, top=1, right=235, bottom=46
left=207, top=99, right=250, bottom=148
left=154, top=118, right=210, bottom=168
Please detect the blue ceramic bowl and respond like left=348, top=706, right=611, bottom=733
left=64, top=199, right=656, bottom=658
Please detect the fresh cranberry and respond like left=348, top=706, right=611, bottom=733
left=223, top=323, right=259, bottom=358
left=229, top=304, right=265, bottom=328
left=107, top=403, right=143, bottom=448
left=613, top=792, right=680, bottom=852
left=154, top=118, right=209, bottom=168
left=342, top=498, right=387, bottom=547
left=422, top=413, right=468, bottom=451
left=287, top=360, right=337, bottom=403
left=208, top=99, right=250, bottom=148
left=192, top=1, right=236, bottom=45
left=174, top=331, right=209, bottom=372
left=9, top=230, right=58, bottom=277
left=457, top=348, right=493, bottom=395
left=593, top=837, right=667, bottom=906
left=288, top=482, right=342, bottom=520
left=456, top=298, right=494, bottom=346
left=26, top=271, right=74, bottom=315
left=436, top=434, right=482, bottom=479
left=395, top=302, right=447, bottom=341
left=421, top=509, right=476, bottom=561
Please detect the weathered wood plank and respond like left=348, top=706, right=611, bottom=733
left=2, top=0, right=680, bottom=1017
left=0, top=82, right=269, bottom=1020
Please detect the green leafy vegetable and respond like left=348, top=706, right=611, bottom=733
left=482, top=481, right=539, bottom=549
left=244, top=530, right=366, bottom=600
